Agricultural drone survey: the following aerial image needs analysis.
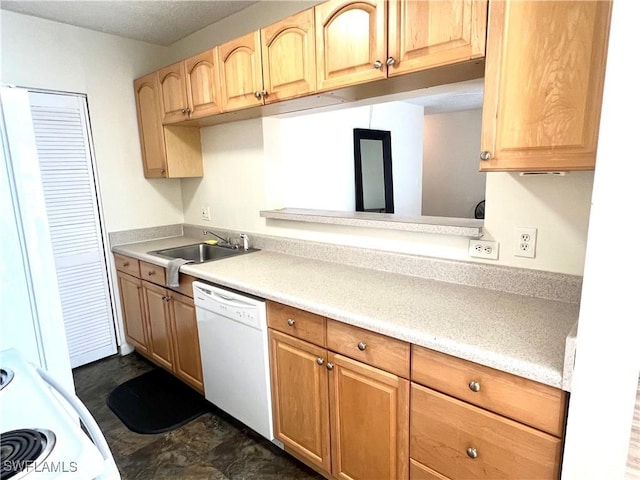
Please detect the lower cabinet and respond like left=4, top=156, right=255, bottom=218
left=267, top=301, right=410, bottom=480
left=411, top=384, right=561, bottom=479
left=115, top=255, right=204, bottom=393
left=142, top=280, right=174, bottom=371
left=116, top=271, right=148, bottom=355
left=410, top=345, right=567, bottom=479
left=169, top=292, right=203, bottom=392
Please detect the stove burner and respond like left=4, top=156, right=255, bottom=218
left=0, top=369, right=14, bottom=391
left=0, top=429, right=56, bottom=480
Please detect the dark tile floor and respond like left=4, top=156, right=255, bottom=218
left=73, top=353, right=323, bottom=480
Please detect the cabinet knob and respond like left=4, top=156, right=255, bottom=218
left=466, top=447, right=478, bottom=459
left=123, top=262, right=130, bottom=267
left=254, top=91, right=263, bottom=99
left=160, top=169, right=166, bottom=174
left=161, top=295, right=168, bottom=301
left=373, top=60, right=383, bottom=69
left=316, top=357, right=324, bottom=366
left=386, top=57, right=396, bottom=66
left=480, top=151, right=492, bottom=161
left=147, top=271, right=155, bottom=276
left=261, top=90, right=268, bottom=99
left=326, top=362, right=334, bottom=371
left=287, top=318, right=295, bottom=327
left=468, top=380, right=481, bottom=392
left=357, top=342, right=367, bottom=351
left=181, top=108, right=187, bottom=114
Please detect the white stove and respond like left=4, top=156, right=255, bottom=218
left=0, top=349, right=119, bottom=479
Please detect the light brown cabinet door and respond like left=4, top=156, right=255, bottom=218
left=185, top=49, right=223, bottom=119
left=411, top=383, right=562, bottom=479
left=387, top=0, right=487, bottom=77
left=269, top=329, right=331, bottom=473
left=480, top=0, right=612, bottom=172
left=142, top=281, right=174, bottom=370
left=158, top=61, right=189, bottom=124
left=315, top=0, right=387, bottom=91
left=328, top=352, right=409, bottom=480
left=117, top=271, right=148, bottom=355
left=169, top=292, right=203, bottom=392
left=219, top=31, right=264, bottom=112
left=133, top=73, right=167, bottom=178
left=261, top=8, right=316, bottom=104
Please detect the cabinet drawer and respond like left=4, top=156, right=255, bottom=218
left=267, top=301, right=326, bottom=347
left=410, top=383, right=562, bottom=480
left=140, top=261, right=167, bottom=286
left=114, top=254, right=140, bottom=277
left=411, top=345, right=566, bottom=436
left=410, top=459, right=450, bottom=480
left=326, top=319, right=410, bottom=378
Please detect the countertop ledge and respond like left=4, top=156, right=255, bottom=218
left=112, top=236, right=579, bottom=390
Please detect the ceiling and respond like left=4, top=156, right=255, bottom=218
left=0, top=0, right=260, bottom=46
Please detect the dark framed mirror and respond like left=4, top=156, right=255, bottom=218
left=354, top=128, right=394, bottom=213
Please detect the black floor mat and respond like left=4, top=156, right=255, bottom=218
left=106, top=368, right=209, bottom=434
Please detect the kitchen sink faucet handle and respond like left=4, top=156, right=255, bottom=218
left=239, top=233, right=249, bottom=251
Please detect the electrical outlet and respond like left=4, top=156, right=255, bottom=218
left=200, top=206, right=211, bottom=221
left=515, top=227, right=537, bottom=258
left=468, top=239, right=499, bottom=260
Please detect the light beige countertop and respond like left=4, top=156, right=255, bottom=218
left=113, top=236, right=579, bottom=390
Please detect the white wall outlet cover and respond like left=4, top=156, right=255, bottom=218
left=200, top=206, right=211, bottom=221
left=515, top=227, right=537, bottom=258
left=468, top=239, right=499, bottom=260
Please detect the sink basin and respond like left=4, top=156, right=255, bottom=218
left=149, top=243, right=257, bottom=264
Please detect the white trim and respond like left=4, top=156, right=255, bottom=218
left=561, top=1, right=640, bottom=478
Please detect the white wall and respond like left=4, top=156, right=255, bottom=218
left=182, top=108, right=592, bottom=275
left=423, top=109, right=485, bottom=218
left=257, top=101, right=424, bottom=215
left=562, top=0, right=640, bottom=476
left=0, top=10, right=183, bottom=232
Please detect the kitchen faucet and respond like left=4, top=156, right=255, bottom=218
left=202, top=230, right=236, bottom=249
left=239, top=233, right=249, bottom=251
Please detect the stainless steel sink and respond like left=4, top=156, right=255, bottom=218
left=149, top=243, right=257, bottom=264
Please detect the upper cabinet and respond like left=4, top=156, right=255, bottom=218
left=261, top=9, right=317, bottom=104
left=315, top=0, right=387, bottom=91
left=185, top=50, right=223, bottom=120
left=480, top=0, right=612, bottom=172
left=315, top=0, right=487, bottom=91
left=134, top=73, right=167, bottom=178
left=158, top=49, right=223, bottom=124
left=387, top=0, right=487, bottom=77
left=133, top=73, right=203, bottom=179
left=219, top=31, right=265, bottom=112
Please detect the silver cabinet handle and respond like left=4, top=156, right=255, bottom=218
left=261, top=90, right=268, bottom=99
left=254, top=91, right=262, bottom=99
left=357, top=342, right=367, bottom=351
left=316, top=357, right=324, bottom=366
left=466, top=447, right=478, bottom=459
left=287, top=318, right=295, bottom=327
left=373, top=60, right=383, bottom=69
left=326, top=362, right=334, bottom=370
left=386, top=57, right=396, bottom=66
left=181, top=108, right=187, bottom=114
left=468, top=381, right=481, bottom=392
left=480, top=151, right=492, bottom=161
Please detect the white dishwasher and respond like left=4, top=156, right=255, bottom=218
left=192, top=281, right=278, bottom=445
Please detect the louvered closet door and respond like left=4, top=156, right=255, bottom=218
left=29, top=92, right=116, bottom=368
